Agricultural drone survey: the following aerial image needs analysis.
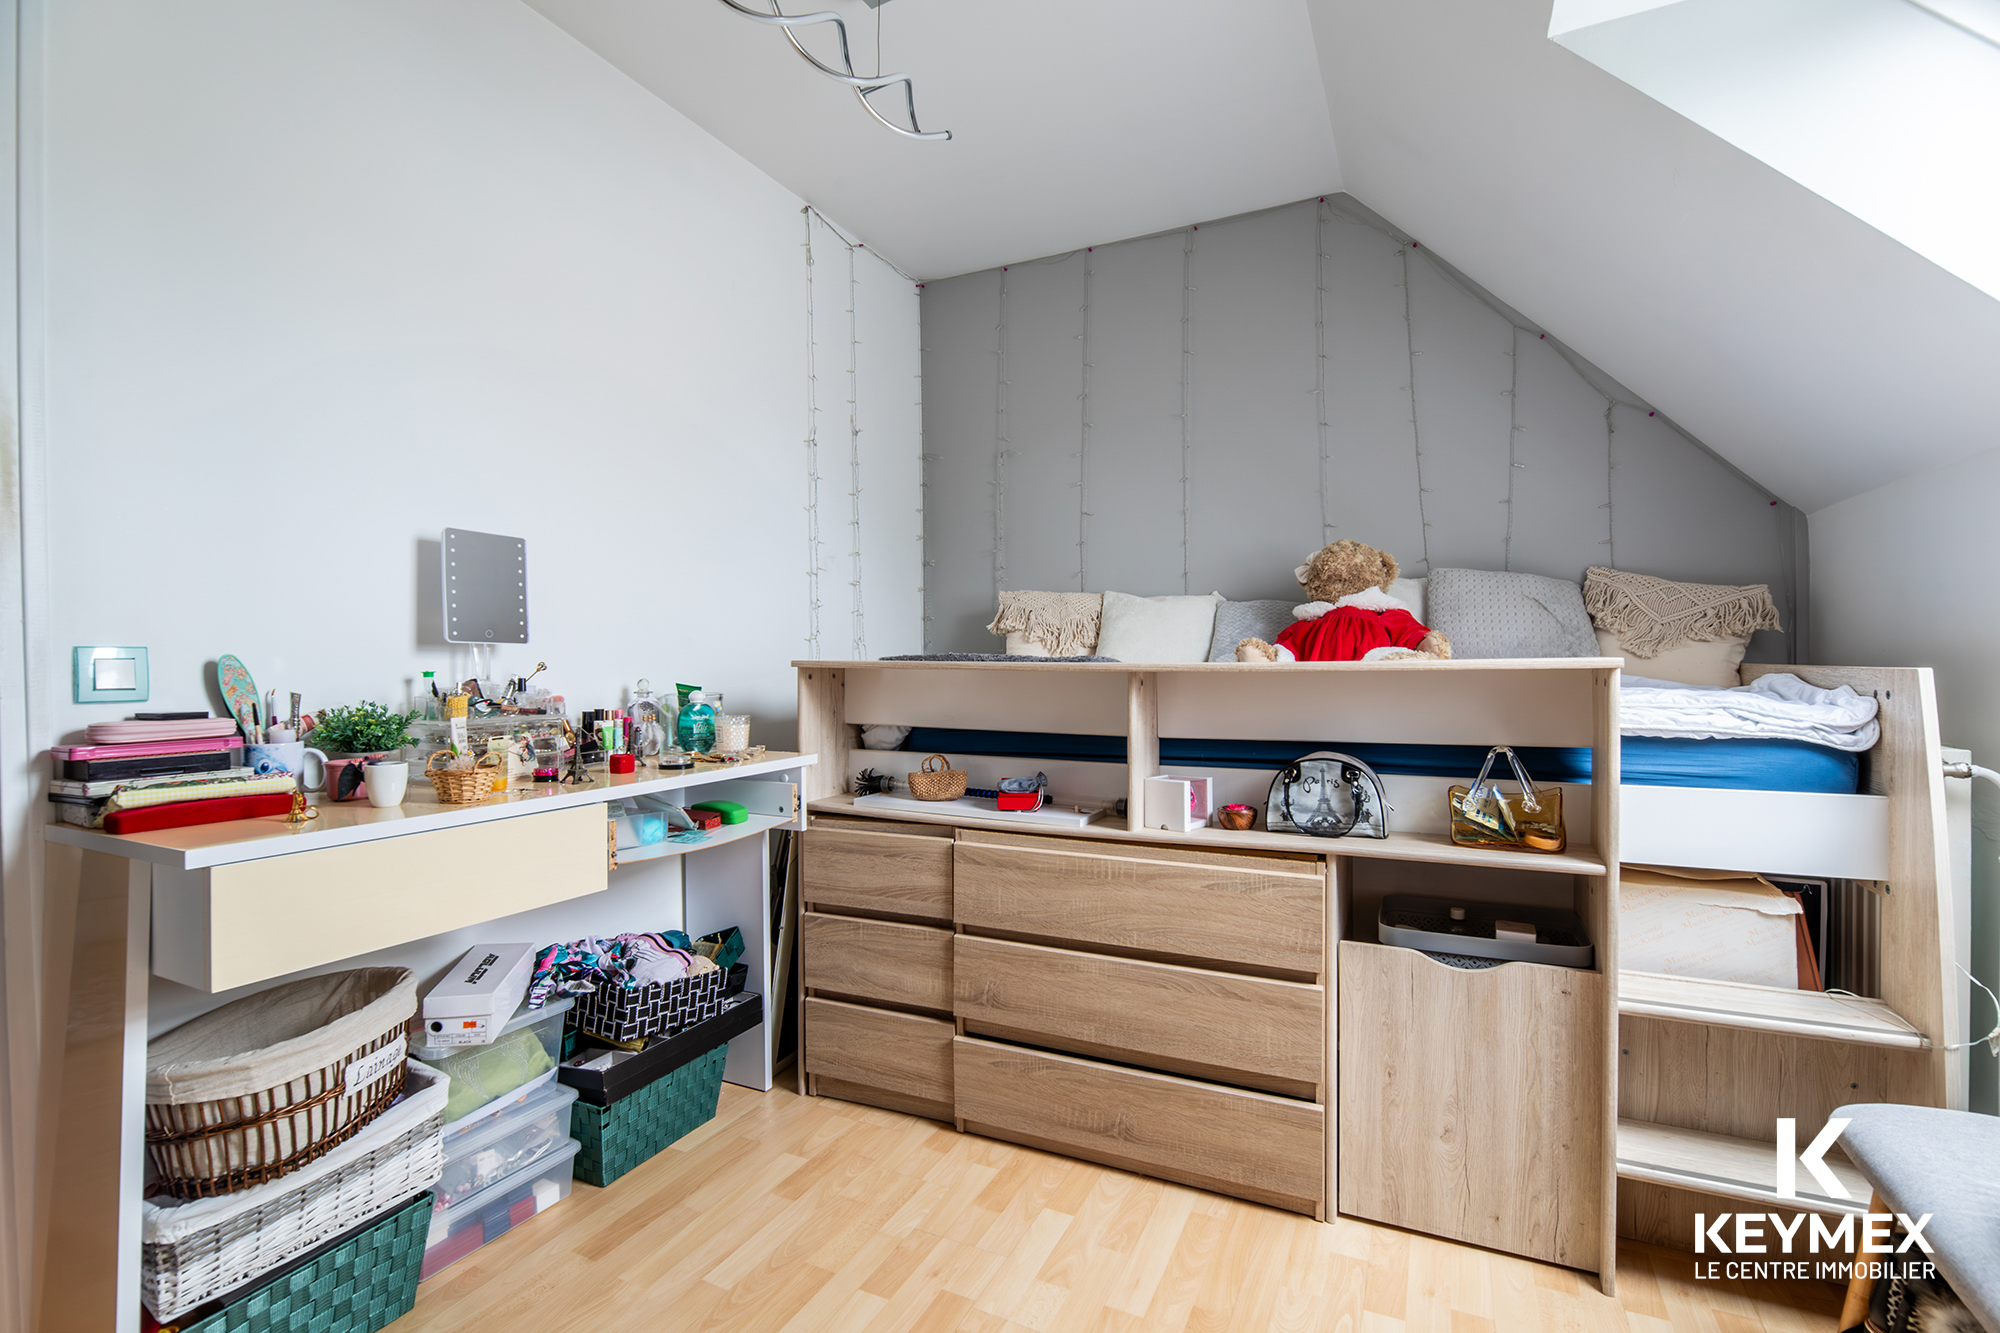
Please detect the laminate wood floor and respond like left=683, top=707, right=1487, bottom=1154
left=400, top=1083, right=1842, bottom=1333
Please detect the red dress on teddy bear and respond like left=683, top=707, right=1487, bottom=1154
left=1275, top=589, right=1436, bottom=662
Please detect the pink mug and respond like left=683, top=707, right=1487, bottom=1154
left=323, top=755, right=387, bottom=802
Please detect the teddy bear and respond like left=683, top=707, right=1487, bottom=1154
left=1236, top=540, right=1452, bottom=663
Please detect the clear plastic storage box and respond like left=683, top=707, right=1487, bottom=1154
left=411, top=996, right=572, bottom=1128
left=420, top=1137, right=580, bottom=1280
left=435, top=1078, right=577, bottom=1212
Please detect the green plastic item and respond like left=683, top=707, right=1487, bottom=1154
left=423, top=1027, right=557, bottom=1123
left=689, top=800, right=747, bottom=825
left=572, top=1044, right=727, bottom=1187
left=179, top=1190, right=430, bottom=1333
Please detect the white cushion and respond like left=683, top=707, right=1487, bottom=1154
left=1389, top=577, right=1427, bottom=620
left=1094, top=592, right=1224, bottom=664
left=1596, top=628, right=1748, bottom=689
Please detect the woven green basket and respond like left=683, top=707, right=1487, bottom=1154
left=180, top=1190, right=430, bottom=1333
left=572, top=1043, right=727, bottom=1187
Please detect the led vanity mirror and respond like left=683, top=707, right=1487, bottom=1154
left=442, top=528, right=529, bottom=644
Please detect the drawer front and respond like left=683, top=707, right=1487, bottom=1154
left=162, top=804, right=609, bottom=993
left=804, top=912, right=952, bottom=1013
left=803, top=823, right=953, bottom=923
left=952, top=839, right=1324, bottom=973
left=1339, top=941, right=1603, bottom=1269
left=805, top=998, right=953, bottom=1120
left=954, top=1037, right=1325, bottom=1216
left=953, top=936, right=1322, bottom=1096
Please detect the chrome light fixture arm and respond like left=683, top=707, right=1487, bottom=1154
left=713, top=0, right=952, bottom=141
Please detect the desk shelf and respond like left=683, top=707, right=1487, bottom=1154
left=612, top=812, right=790, bottom=867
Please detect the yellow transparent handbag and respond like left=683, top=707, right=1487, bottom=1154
left=1448, top=745, right=1566, bottom=853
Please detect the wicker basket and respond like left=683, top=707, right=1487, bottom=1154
left=146, top=969, right=417, bottom=1199
left=572, top=1043, right=727, bottom=1187
left=174, top=1188, right=432, bottom=1333
left=425, top=750, right=500, bottom=803
left=143, top=1061, right=447, bottom=1322
left=907, top=754, right=967, bottom=802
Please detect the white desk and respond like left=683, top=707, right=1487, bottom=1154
left=39, top=750, right=815, bottom=1333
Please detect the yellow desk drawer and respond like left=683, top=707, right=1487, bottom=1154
left=954, top=1036, right=1325, bottom=1216
left=953, top=935, right=1323, bottom=1097
left=150, top=804, right=609, bottom=993
left=952, top=833, right=1324, bottom=973
left=805, top=997, right=953, bottom=1121
left=802, top=820, right=954, bottom=923
left=1339, top=941, right=1603, bottom=1269
left=803, top=911, right=952, bottom=1013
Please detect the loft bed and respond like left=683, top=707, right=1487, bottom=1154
left=796, top=655, right=1966, bottom=1265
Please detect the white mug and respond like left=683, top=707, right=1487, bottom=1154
left=245, top=741, right=327, bottom=793
left=363, top=760, right=409, bottom=808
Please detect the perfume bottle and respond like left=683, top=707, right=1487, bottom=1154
left=676, top=691, right=719, bottom=754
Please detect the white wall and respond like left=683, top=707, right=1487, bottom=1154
left=921, top=196, right=1799, bottom=654
left=36, top=1, right=923, bottom=740
left=27, top=3, right=921, bottom=1013
left=1811, top=444, right=2000, bottom=1113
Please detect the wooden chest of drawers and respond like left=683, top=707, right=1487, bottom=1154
left=799, top=815, right=1330, bottom=1217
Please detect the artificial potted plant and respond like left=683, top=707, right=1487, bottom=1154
left=306, top=702, right=418, bottom=803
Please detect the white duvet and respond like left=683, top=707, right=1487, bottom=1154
left=1620, top=672, right=1880, bottom=752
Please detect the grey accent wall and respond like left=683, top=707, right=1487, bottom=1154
left=921, top=196, right=1801, bottom=658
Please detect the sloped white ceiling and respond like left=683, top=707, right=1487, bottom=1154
left=523, top=0, right=1342, bottom=280
left=527, top=0, right=2000, bottom=511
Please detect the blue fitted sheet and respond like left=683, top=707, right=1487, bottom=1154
left=897, top=727, right=1861, bottom=795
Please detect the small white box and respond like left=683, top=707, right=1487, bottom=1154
left=421, top=943, right=537, bottom=1047
left=1142, top=774, right=1211, bottom=833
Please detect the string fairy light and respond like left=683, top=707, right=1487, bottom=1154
left=994, top=266, right=1010, bottom=602
left=1314, top=199, right=1334, bottom=545
left=1400, top=244, right=1434, bottom=574
left=1180, top=227, right=1196, bottom=594
left=1504, top=325, right=1520, bottom=571
left=1077, top=247, right=1093, bottom=591
left=1602, top=399, right=1618, bottom=565
left=846, top=239, right=867, bottom=658
left=801, top=209, right=824, bottom=657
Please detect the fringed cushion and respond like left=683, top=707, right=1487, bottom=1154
left=1583, top=567, right=1780, bottom=659
left=986, top=592, right=1104, bottom=659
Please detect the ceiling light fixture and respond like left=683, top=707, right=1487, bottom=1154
left=714, top=0, right=951, bottom=141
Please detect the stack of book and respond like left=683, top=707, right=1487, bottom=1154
left=51, top=717, right=298, bottom=832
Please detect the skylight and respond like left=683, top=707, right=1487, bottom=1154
left=1550, top=0, right=2000, bottom=301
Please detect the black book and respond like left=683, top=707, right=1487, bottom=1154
left=58, top=749, right=238, bottom=783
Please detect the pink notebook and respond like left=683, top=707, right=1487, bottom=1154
left=53, top=736, right=245, bottom=762
left=86, top=718, right=240, bottom=745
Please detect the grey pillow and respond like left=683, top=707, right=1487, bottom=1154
left=1425, top=569, right=1598, bottom=659
left=1207, top=599, right=1297, bottom=662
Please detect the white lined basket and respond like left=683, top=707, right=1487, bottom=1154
left=146, top=968, right=417, bottom=1197
left=141, top=1060, right=448, bottom=1322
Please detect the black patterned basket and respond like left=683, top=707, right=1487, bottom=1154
left=571, top=968, right=726, bottom=1045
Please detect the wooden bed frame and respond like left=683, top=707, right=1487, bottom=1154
left=795, top=657, right=1963, bottom=1291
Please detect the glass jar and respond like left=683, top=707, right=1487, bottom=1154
left=676, top=691, right=720, bottom=754
left=531, top=734, right=562, bottom=783
left=631, top=680, right=668, bottom=759
left=716, top=714, right=750, bottom=754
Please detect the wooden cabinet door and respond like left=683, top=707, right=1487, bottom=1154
left=1338, top=942, right=1603, bottom=1270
